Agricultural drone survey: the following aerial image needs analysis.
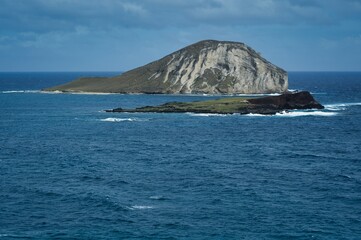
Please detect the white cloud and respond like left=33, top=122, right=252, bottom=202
left=121, top=2, right=147, bottom=16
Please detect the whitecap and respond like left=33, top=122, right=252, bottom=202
left=40, top=90, right=118, bottom=95
left=275, top=110, right=338, bottom=117
left=1, top=90, right=40, bottom=94
left=1, top=90, right=22, bottom=93
left=40, top=90, right=63, bottom=94
left=128, top=205, right=154, bottom=210
left=186, top=113, right=229, bottom=117
left=288, top=89, right=299, bottom=92
left=234, top=93, right=281, bottom=97
left=246, top=110, right=338, bottom=117
left=325, top=102, right=361, bottom=111
left=245, top=113, right=270, bottom=117
left=100, top=117, right=147, bottom=122
left=149, top=195, right=166, bottom=200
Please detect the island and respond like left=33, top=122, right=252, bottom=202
left=105, top=91, right=324, bottom=115
left=44, top=40, right=324, bottom=115
left=44, top=40, right=287, bottom=94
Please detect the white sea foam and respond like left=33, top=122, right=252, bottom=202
left=40, top=90, right=118, bottom=95
left=288, top=89, right=298, bottom=92
left=325, top=102, right=361, bottom=111
left=246, top=110, right=338, bottom=117
left=1, top=90, right=40, bottom=94
left=234, top=93, right=281, bottom=97
left=186, top=113, right=229, bottom=117
left=40, top=90, right=63, bottom=94
left=275, top=110, right=338, bottom=117
left=100, top=117, right=148, bottom=122
left=246, top=113, right=269, bottom=117
left=128, top=205, right=154, bottom=210
left=149, top=195, right=165, bottom=200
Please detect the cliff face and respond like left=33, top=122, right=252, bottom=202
left=45, top=40, right=288, bottom=94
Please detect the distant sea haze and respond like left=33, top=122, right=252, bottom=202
left=1, top=72, right=361, bottom=239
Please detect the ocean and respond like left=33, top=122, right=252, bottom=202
left=0, top=72, right=360, bottom=239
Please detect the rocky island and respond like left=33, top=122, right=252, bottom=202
left=44, top=40, right=288, bottom=94
left=106, top=91, right=324, bottom=115
left=45, top=40, right=324, bottom=114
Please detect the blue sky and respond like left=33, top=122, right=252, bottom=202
left=1, top=0, right=361, bottom=71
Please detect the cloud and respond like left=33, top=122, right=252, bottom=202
left=1, top=0, right=361, bottom=35
left=0, top=0, right=361, bottom=71
left=0, top=0, right=149, bottom=33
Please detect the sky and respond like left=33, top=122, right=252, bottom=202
left=0, top=0, right=361, bottom=72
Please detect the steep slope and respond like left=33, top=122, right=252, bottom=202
left=45, top=40, right=288, bottom=94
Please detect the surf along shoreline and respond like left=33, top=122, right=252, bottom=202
left=105, top=91, right=324, bottom=115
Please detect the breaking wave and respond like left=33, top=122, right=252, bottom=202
left=149, top=195, right=166, bottom=200
left=234, top=93, right=281, bottom=97
left=288, top=89, right=298, bottom=92
left=325, top=102, right=361, bottom=111
left=246, top=110, right=338, bottom=117
left=246, top=102, right=361, bottom=117
left=1, top=90, right=40, bottom=94
left=41, top=91, right=117, bottom=95
left=275, top=111, right=338, bottom=117
left=186, top=113, right=229, bottom=117
left=100, top=118, right=148, bottom=122
left=127, top=205, right=154, bottom=210
left=0, top=90, right=118, bottom=95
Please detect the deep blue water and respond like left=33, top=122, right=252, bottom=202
left=0, top=72, right=361, bottom=239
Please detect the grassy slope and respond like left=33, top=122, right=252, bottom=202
left=126, top=97, right=251, bottom=114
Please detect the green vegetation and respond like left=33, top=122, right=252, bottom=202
left=107, top=91, right=324, bottom=114
left=125, top=97, right=251, bottom=114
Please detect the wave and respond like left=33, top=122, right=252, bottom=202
left=186, top=113, right=229, bottom=117
left=40, top=90, right=118, bottom=95
left=234, top=93, right=281, bottom=97
left=100, top=117, right=148, bottom=122
left=1, top=90, right=40, bottom=94
left=246, top=110, right=338, bottom=117
left=149, top=195, right=166, bottom=200
left=127, top=205, right=154, bottom=210
left=0, top=90, right=119, bottom=95
left=246, top=113, right=269, bottom=117
left=288, top=89, right=298, bottom=92
left=325, top=102, right=361, bottom=111
left=276, top=110, right=338, bottom=117
left=246, top=102, right=361, bottom=117
left=187, top=110, right=339, bottom=118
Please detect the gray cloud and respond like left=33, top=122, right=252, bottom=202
left=1, top=0, right=361, bottom=71
left=1, top=0, right=361, bottom=34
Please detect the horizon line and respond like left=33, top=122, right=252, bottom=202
left=1, top=70, right=361, bottom=73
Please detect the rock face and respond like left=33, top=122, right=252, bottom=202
left=45, top=40, right=288, bottom=94
left=247, top=91, right=324, bottom=110
left=106, top=91, right=324, bottom=115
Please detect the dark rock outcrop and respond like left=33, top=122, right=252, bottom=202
left=247, top=91, right=324, bottom=110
